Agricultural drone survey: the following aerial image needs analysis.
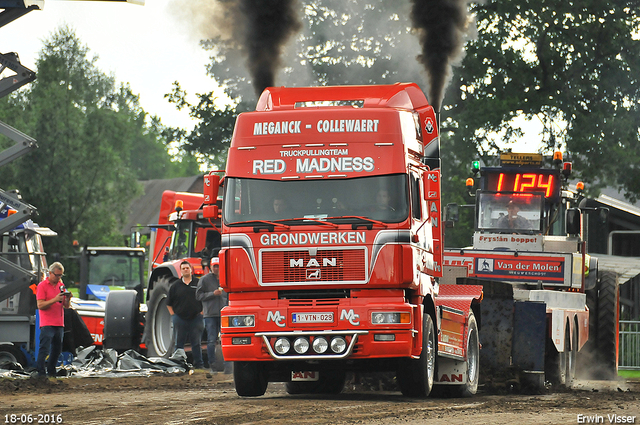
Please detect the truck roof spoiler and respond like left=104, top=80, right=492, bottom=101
left=256, top=83, right=433, bottom=112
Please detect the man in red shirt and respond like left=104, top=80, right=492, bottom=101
left=36, top=262, right=71, bottom=377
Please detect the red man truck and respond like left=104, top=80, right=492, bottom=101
left=209, top=83, right=483, bottom=397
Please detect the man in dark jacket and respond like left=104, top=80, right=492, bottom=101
left=196, top=257, right=230, bottom=374
left=166, top=261, right=204, bottom=369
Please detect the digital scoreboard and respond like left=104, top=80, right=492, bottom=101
left=482, top=168, right=561, bottom=202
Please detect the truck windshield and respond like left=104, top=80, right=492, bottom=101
left=88, top=253, right=144, bottom=290
left=224, top=174, right=409, bottom=225
left=476, top=192, right=544, bottom=234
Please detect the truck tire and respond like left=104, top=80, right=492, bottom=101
left=0, top=344, right=27, bottom=369
left=596, top=270, right=619, bottom=379
left=103, top=290, right=140, bottom=351
left=455, top=312, right=479, bottom=397
left=431, top=312, right=479, bottom=398
left=145, top=276, right=176, bottom=358
left=285, top=370, right=347, bottom=395
left=397, top=313, right=435, bottom=398
left=234, top=361, right=268, bottom=397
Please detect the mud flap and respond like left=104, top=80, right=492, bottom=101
left=479, top=281, right=546, bottom=390
left=513, top=301, right=546, bottom=388
left=479, top=281, right=513, bottom=372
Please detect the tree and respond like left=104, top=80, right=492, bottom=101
left=0, top=27, right=181, bottom=255
left=165, top=82, right=248, bottom=170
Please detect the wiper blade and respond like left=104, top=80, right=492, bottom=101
left=325, top=216, right=388, bottom=228
left=274, top=217, right=339, bottom=228
left=228, top=220, right=290, bottom=230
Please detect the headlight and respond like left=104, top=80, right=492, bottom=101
left=371, top=312, right=410, bottom=324
left=224, top=315, right=255, bottom=327
left=293, top=337, right=310, bottom=354
left=312, top=337, right=328, bottom=354
left=274, top=337, right=291, bottom=354
left=330, top=337, right=347, bottom=353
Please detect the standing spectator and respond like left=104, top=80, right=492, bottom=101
left=36, top=262, right=71, bottom=377
left=196, top=257, right=231, bottom=374
left=166, top=261, right=204, bottom=369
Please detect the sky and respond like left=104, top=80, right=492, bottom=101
left=0, top=0, right=216, bottom=131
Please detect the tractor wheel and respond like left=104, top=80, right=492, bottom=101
left=0, top=344, right=27, bottom=369
left=397, top=313, right=436, bottom=398
left=234, top=361, right=268, bottom=397
left=596, top=270, right=619, bottom=379
left=144, top=276, right=176, bottom=358
left=285, top=370, right=347, bottom=395
left=566, top=323, right=577, bottom=387
left=103, top=290, right=140, bottom=351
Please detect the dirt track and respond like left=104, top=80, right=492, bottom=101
left=1, top=373, right=639, bottom=425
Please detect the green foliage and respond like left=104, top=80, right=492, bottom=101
left=0, top=27, right=179, bottom=256
left=165, top=82, right=248, bottom=171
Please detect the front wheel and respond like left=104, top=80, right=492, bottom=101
left=234, top=361, right=268, bottom=397
left=397, top=313, right=436, bottom=398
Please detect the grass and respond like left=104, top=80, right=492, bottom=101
left=618, top=369, right=640, bottom=379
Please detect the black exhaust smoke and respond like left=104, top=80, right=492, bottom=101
left=410, top=0, right=471, bottom=111
left=238, top=0, right=301, bottom=97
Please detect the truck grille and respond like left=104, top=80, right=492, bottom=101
left=261, top=249, right=367, bottom=284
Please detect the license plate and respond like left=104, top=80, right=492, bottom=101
left=292, top=312, right=333, bottom=323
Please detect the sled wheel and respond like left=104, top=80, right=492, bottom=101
left=546, top=329, right=567, bottom=387
left=565, top=323, right=577, bottom=387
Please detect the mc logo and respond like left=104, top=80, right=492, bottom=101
left=267, top=311, right=286, bottom=327
left=340, top=309, right=360, bottom=326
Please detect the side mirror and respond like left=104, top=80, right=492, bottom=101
left=445, top=203, right=460, bottom=222
left=204, top=172, right=221, bottom=205
left=130, top=231, right=140, bottom=248
left=203, top=205, right=219, bottom=220
left=566, top=208, right=581, bottom=235
left=597, top=207, right=609, bottom=224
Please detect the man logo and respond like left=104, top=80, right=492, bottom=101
left=307, top=269, right=321, bottom=280
left=290, top=258, right=337, bottom=267
left=267, top=311, right=286, bottom=327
